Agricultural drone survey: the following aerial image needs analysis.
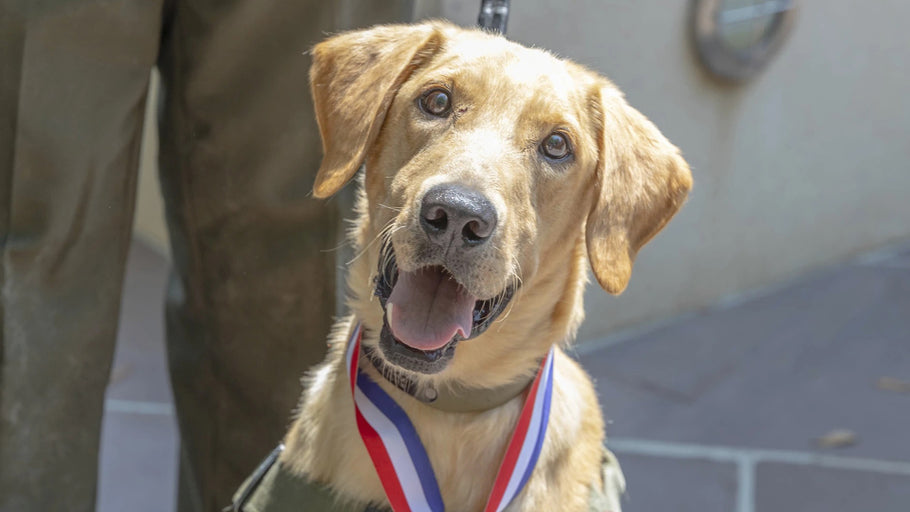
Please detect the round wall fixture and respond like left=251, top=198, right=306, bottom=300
left=690, top=0, right=797, bottom=82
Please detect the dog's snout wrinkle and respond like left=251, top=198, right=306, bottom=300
left=420, top=184, right=497, bottom=248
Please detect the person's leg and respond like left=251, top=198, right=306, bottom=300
left=157, top=1, right=414, bottom=510
left=0, top=1, right=162, bottom=510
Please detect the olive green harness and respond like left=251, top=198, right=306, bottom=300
left=229, top=444, right=384, bottom=512
left=229, top=444, right=624, bottom=512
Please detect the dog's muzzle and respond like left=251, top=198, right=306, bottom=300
left=372, top=240, right=515, bottom=374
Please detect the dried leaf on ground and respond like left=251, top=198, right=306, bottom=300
left=816, top=429, right=858, bottom=449
left=877, top=376, right=910, bottom=394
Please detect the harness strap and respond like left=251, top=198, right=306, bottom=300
left=229, top=445, right=388, bottom=512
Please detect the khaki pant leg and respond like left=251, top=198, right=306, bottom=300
left=0, top=1, right=162, bottom=510
left=156, top=2, right=414, bottom=511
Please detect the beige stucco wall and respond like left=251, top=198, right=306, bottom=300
left=134, top=2, right=910, bottom=342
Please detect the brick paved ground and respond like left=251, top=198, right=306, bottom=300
left=98, top=240, right=910, bottom=512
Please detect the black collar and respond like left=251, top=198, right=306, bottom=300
left=360, top=344, right=535, bottom=413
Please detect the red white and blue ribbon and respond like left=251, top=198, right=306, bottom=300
left=345, top=323, right=555, bottom=512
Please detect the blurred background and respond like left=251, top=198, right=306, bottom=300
left=103, top=1, right=910, bottom=511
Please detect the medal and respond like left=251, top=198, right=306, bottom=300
left=345, top=323, right=555, bottom=512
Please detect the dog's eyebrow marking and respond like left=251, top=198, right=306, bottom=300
left=417, top=78, right=454, bottom=93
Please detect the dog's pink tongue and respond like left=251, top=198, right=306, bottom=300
left=386, top=267, right=476, bottom=351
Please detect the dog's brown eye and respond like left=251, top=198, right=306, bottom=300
left=421, top=89, right=451, bottom=117
left=541, top=132, right=571, bottom=160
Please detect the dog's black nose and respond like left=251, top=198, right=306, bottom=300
left=420, top=184, right=497, bottom=247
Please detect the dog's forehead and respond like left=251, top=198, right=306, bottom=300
left=439, top=33, right=583, bottom=95
left=445, top=35, right=561, bottom=71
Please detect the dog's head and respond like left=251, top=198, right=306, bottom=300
left=310, top=22, right=691, bottom=380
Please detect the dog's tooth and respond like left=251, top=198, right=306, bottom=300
left=386, top=303, right=395, bottom=327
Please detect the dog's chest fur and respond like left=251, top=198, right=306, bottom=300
left=282, top=327, right=604, bottom=512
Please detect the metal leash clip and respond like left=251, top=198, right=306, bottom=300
left=477, top=0, right=510, bottom=35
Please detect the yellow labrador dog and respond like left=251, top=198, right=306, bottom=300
left=242, top=21, right=691, bottom=512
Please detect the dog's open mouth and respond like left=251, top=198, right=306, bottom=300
left=372, top=244, right=515, bottom=374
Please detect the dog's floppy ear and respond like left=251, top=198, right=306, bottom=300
left=309, top=24, right=443, bottom=198
left=586, top=86, right=692, bottom=294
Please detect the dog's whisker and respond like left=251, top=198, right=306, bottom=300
left=377, top=203, right=403, bottom=212
left=318, top=238, right=354, bottom=254
left=347, top=219, right=397, bottom=266
left=510, top=257, right=524, bottom=288
left=495, top=273, right=522, bottom=326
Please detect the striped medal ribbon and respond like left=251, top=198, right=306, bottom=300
left=345, top=323, right=555, bottom=512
